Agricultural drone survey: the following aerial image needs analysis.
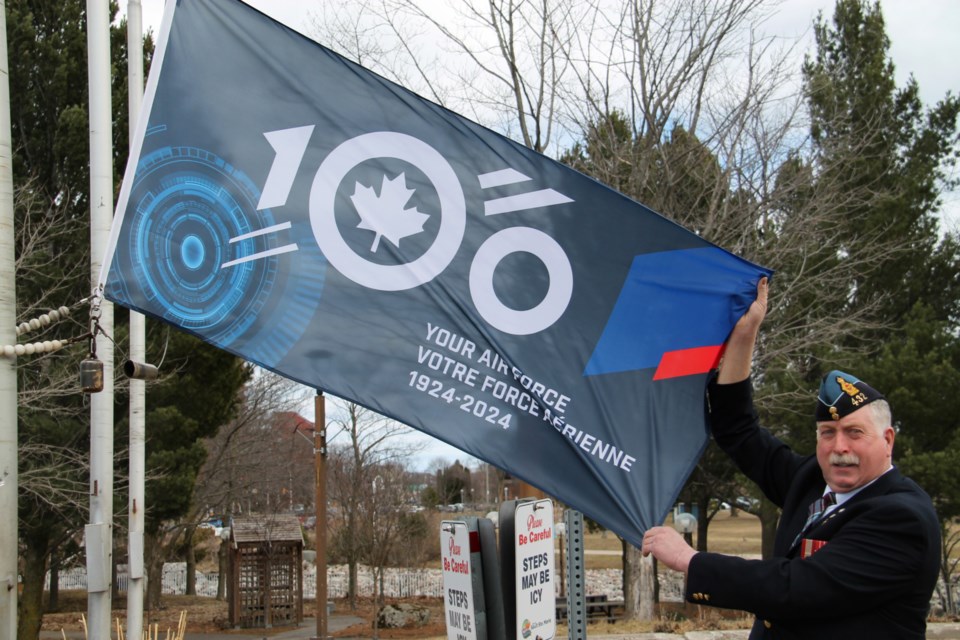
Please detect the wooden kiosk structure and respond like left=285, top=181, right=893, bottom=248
left=227, top=514, right=304, bottom=629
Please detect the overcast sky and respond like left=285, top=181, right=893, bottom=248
left=119, top=0, right=959, bottom=230
left=120, top=0, right=959, bottom=107
left=117, top=0, right=959, bottom=470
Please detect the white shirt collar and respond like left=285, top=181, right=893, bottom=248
left=824, top=464, right=894, bottom=511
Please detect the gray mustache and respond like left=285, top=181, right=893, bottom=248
left=830, top=453, right=860, bottom=466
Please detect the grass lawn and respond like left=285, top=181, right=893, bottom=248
left=579, top=508, right=763, bottom=569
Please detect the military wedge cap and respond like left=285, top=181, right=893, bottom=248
left=815, top=370, right=885, bottom=422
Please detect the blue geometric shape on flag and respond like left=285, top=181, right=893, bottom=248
left=585, top=247, right=770, bottom=377
left=106, top=144, right=327, bottom=367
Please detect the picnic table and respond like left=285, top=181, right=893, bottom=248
left=554, top=594, right=623, bottom=624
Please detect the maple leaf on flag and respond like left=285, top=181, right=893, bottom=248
left=351, top=173, right=430, bottom=252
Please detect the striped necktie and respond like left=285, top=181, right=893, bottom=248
left=791, top=491, right=835, bottom=550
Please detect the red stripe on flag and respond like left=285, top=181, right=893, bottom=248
left=653, top=345, right=725, bottom=380
left=469, top=531, right=481, bottom=553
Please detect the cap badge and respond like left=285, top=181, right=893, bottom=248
left=837, top=376, right=860, bottom=397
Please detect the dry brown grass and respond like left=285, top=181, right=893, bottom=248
left=330, top=598, right=753, bottom=639
left=559, top=602, right=754, bottom=635
left=41, top=592, right=230, bottom=635
left=41, top=593, right=455, bottom=638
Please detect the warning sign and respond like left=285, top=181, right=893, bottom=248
left=441, top=521, right=479, bottom=640
left=513, top=500, right=555, bottom=639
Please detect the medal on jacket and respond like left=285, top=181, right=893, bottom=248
left=800, top=538, right=828, bottom=558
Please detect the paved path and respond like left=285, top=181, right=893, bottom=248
left=42, top=616, right=960, bottom=639
left=38, top=615, right=367, bottom=640
left=185, top=619, right=960, bottom=639
left=181, top=613, right=366, bottom=639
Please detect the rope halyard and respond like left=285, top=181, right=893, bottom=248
left=1, top=293, right=101, bottom=359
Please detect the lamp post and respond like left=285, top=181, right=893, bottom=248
left=313, top=391, right=327, bottom=640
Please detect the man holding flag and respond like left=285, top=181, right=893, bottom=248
left=642, top=278, right=940, bottom=639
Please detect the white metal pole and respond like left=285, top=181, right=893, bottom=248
left=86, top=0, right=115, bottom=637
left=126, top=1, right=146, bottom=638
left=0, top=1, right=20, bottom=637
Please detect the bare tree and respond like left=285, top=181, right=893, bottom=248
left=326, top=400, right=422, bottom=610
left=190, top=368, right=307, bottom=599
left=13, top=179, right=93, bottom=416
left=364, top=463, right=409, bottom=638
left=11, top=176, right=100, bottom=636
left=14, top=181, right=87, bottom=328
left=311, top=0, right=582, bottom=153
left=130, top=369, right=304, bottom=607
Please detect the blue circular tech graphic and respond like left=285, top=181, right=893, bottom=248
left=114, top=145, right=326, bottom=367
left=181, top=234, right=205, bottom=270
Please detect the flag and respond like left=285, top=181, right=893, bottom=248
left=101, top=0, right=771, bottom=547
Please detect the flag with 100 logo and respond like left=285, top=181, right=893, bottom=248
left=101, top=0, right=772, bottom=546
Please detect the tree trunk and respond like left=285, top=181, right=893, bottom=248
left=759, top=496, right=779, bottom=560
left=185, top=526, right=197, bottom=596
left=144, top=531, right=166, bottom=611
left=372, top=566, right=382, bottom=640
left=48, top=549, right=60, bottom=611
left=696, top=495, right=711, bottom=551
left=112, top=544, right=120, bottom=600
left=621, top=540, right=655, bottom=620
left=146, top=553, right=165, bottom=610
left=639, top=553, right=656, bottom=619
left=940, top=525, right=957, bottom=615
left=217, top=538, right=228, bottom=601
left=17, top=536, right=48, bottom=640
left=622, top=539, right=636, bottom=618
left=348, top=559, right=358, bottom=610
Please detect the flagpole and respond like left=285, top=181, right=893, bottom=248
left=0, top=0, right=20, bottom=636
left=125, top=1, right=146, bottom=639
left=86, top=0, right=115, bottom=638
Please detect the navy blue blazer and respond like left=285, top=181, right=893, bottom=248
left=685, top=378, right=940, bottom=639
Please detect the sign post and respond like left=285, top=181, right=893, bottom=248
left=564, top=509, right=586, bottom=640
